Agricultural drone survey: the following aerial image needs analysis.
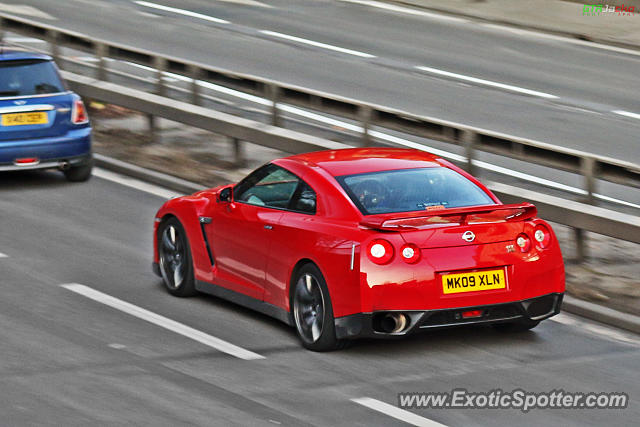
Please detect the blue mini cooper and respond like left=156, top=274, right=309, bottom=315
left=0, top=48, right=92, bottom=181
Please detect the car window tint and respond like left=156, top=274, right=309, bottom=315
left=235, top=164, right=300, bottom=209
left=0, top=59, right=65, bottom=97
left=337, top=167, right=494, bottom=215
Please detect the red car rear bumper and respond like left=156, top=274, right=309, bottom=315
left=334, top=292, right=563, bottom=339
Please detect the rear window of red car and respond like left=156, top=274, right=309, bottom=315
left=337, top=167, right=494, bottom=215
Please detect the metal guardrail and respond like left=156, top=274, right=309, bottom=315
left=2, top=12, right=640, bottom=206
left=64, top=71, right=640, bottom=248
left=1, top=13, right=639, bottom=256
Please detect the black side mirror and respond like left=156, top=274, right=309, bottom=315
left=218, top=186, right=232, bottom=202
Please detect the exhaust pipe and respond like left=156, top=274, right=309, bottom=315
left=379, top=313, right=409, bottom=333
left=58, top=161, right=70, bottom=171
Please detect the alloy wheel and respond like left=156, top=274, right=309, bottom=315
left=293, top=273, right=326, bottom=343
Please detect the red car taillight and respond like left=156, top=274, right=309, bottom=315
left=516, top=233, right=531, bottom=253
left=400, top=243, right=421, bottom=264
left=71, top=99, right=89, bottom=124
left=367, top=239, right=394, bottom=264
left=533, top=224, right=552, bottom=249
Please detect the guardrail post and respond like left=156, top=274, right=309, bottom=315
left=267, top=84, right=281, bottom=127
left=189, top=65, right=202, bottom=106
left=461, top=130, right=478, bottom=176
left=359, top=106, right=373, bottom=146
left=574, top=228, right=588, bottom=262
left=231, top=137, right=246, bottom=168
left=581, top=157, right=597, bottom=205
left=95, top=42, right=108, bottom=81
left=47, top=30, right=61, bottom=68
left=154, top=56, right=168, bottom=97
left=572, top=156, right=597, bottom=262
left=148, top=57, right=168, bottom=144
left=147, top=114, right=158, bottom=144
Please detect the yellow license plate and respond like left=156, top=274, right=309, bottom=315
left=1, top=112, right=49, bottom=126
left=442, top=269, right=506, bottom=294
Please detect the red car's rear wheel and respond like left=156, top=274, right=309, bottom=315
left=292, top=264, right=346, bottom=351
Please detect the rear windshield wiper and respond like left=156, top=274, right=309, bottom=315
left=0, top=91, right=20, bottom=96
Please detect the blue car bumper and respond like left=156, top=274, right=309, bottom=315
left=0, top=127, right=91, bottom=170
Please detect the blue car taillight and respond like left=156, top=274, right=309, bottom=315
left=71, top=99, right=89, bottom=124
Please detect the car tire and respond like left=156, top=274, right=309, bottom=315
left=492, top=319, right=540, bottom=332
left=292, top=264, right=347, bottom=351
left=64, top=160, right=93, bottom=182
left=158, top=218, right=197, bottom=297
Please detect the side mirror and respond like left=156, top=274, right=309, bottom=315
left=218, top=186, right=233, bottom=203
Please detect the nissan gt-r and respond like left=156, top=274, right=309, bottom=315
left=152, top=148, right=565, bottom=351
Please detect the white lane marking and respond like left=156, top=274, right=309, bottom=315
left=212, top=0, right=272, bottom=8
left=613, top=110, right=640, bottom=120
left=62, top=284, right=265, bottom=360
left=338, top=0, right=467, bottom=23
left=111, top=60, right=640, bottom=210
left=259, top=30, right=377, bottom=58
left=551, top=313, right=640, bottom=345
left=4, top=36, right=46, bottom=43
left=352, top=397, right=448, bottom=427
left=416, top=66, right=559, bottom=99
left=0, top=253, right=8, bottom=258
left=134, top=1, right=230, bottom=24
left=93, top=168, right=184, bottom=200
left=481, top=23, right=640, bottom=58
left=0, top=4, right=57, bottom=20
left=108, top=343, right=127, bottom=349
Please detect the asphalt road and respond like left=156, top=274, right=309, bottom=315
left=1, top=170, right=639, bottom=426
left=3, top=0, right=640, bottom=164
left=1, top=2, right=640, bottom=425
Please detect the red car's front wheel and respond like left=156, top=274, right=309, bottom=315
left=158, top=218, right=196, bottom=297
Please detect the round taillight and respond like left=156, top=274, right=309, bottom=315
left=367, top=239, right=394, bottom=264
left=533, top=224, right=551, bottom=249
left=400, top=243, right=421, bottom=264
left=516, top=233, right=531, bottom=253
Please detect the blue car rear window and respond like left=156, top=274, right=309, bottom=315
left=337, top=167, right=495, bottom=215
left=0, top=59, right=65, bottom=97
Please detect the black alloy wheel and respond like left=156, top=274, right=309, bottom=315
left=158, top=218, right=196, bottom=297
left=292, top=264, right=346, bottom=351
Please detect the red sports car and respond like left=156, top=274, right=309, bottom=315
left=152, top=148, right=565, bottom=351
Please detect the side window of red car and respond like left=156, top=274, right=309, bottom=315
left=235, top=164, right=316, bottom=214
left=235, top=164, right=299, bottom=209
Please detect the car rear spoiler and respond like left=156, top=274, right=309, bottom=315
left=359, top=203, right=537, bottom=231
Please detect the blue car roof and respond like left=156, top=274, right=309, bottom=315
left=0, top=48, right=52, bottom=62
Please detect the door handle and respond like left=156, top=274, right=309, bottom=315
left=264, top=224, right=273, bottom=230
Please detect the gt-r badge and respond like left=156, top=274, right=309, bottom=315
left=14, top=100, right=27, bottom=105
left=506, top=244, right=516, bottom=253
left=462, top=231, right=475, bottom=242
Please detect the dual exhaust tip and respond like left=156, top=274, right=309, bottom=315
left=374, top=312, right=410, bottom=334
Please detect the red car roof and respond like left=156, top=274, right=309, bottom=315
left=285, top=147, right=442, bottom=177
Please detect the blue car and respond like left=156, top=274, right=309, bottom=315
left=0, top=48, right=92, bottom=181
